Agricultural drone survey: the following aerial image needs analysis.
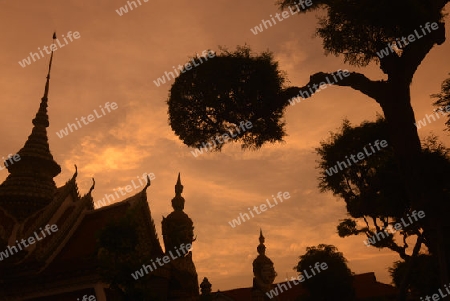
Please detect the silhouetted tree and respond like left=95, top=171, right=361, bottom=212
left=390, top=255, right=440, bottom=298
left=294, top=244, right=355, bottom=301
left=168, top=46, right=288, bottom=151
left=317, top=117, right=450, bottom=298
left=318, top=117, right=418, bottom=256
left=167, top=1, right=449, bottom=297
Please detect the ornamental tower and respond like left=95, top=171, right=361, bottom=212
left=252, top=229, right=277, bottom=301
left=0, top=33, right=61, bottom=221
left=162, top=173, right=199, bottom=301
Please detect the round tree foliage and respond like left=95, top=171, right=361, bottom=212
left=389, top=255, right=440, bottom=297
left=317, top=117, right=450, bottom=223
left=168, top=46, right=289, bottom=151
left=295, top=244, right=355, bottom=301
left=337, top=218, right=361, bottom=237
left=316, top=117, right=410, bottom=219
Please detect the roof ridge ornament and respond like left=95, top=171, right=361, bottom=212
left=88, top=178, right=95, bottom=194
left=144, top=174, right=151, bottom=190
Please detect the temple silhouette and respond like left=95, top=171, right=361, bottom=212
left=0, top=39, right=399, bottom=301
left=0, top=42, right=200, bottom=300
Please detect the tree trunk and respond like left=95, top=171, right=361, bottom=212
left=396, top=234, right=424, bottom=301
left=380, top=81, right=449, bottom=300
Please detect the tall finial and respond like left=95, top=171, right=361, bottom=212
left=33, top=32, right=56, bottom=128
left=257, top=229, right=266, bottom=256
left=259, top=228, right=265, bottom=244
left=171, top=173, right=185, bottom=211
left=43, top=32, right=56, bottom=100
left=175, top=172, right=183, bottom=196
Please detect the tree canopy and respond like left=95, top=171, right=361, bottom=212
left=317, top=117, right=450, bottom=257
left=279, top=0, right=445, bottom=70
left=316, top=116, right=450, bottom=298
left=295, top=244, right=355, bottom=301
left=168, top=1, right=447, bottom=153
left=168, top=46, right=289, bottom=151
left=390, top=255, right=440, bottom=298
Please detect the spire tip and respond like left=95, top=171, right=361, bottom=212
left=175, top=172, right=183, bottom=195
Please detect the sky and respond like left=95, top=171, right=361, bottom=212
left=1, top=0, right=450, bottom=291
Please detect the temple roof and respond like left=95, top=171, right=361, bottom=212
left=42, top=201, right=131, bottom=275
left=0, top=186, right=163, bottom=299
left=214, top=272, right=397, bottom=301
left=42, top=186, right=162, bottom=276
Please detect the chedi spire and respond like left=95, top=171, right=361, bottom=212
left=0, top=33, right=61, bottom=221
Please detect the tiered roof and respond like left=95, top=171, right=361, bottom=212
left=0, top=34, right=164, bottom=300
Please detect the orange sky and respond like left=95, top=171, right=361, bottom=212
left=1, top=0, right=450, bottom=291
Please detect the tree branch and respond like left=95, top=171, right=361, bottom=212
left=385, top=239, right=409, bottom=260
left=282, top=71, right=387, bottom=104
left=400, top=21, right=446, bottom=83
left=363, top=216, right=371, bottom=229
left=373, top=217, right=381, bottom=232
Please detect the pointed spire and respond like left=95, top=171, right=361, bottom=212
left=0, top=33, right=61, bottom=221
left=32, top=32, right=56, bottom=129
left=259, top=228, right=264, bottom=244
left=42, top=32, right=56, bottom=102
left=171, top=173, right=185, bottom=211
left=175, top=172, right=183, bottom=196
left=257, top=229, right=266, bottom=256
left=17, top=32, right=60, bottom=176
